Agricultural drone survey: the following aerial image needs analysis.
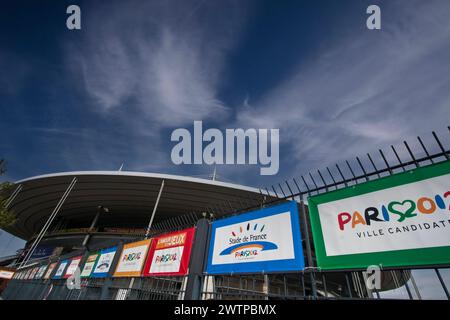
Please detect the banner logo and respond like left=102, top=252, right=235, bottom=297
left=219, top=223, right=278, bottom=260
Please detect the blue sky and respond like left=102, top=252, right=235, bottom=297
left=1, top=0, right=450, bottom=284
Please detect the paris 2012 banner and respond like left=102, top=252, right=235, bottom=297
left=308, top=160, right=450, bottom=270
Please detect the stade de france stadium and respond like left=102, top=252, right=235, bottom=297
left=0, top=170, right=432, bottom=300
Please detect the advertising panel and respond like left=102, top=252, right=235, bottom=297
left=91, top=247, right=117, bottom=278
left=0, top=268, right=15, bottom=279
left=206, top=201, right=305, bottom=274
left=30, top=245, right=55, bottom=259
left=35, top=265, right=48, bottom=279
left=64, top=256, right=82, bottom=278
left=113, top=239, right=151, bottom=277
left=308, top=161, right=450, bottom=269
left=80, top=253, right=99, bottom=278
left=53, top=260, right=69, bottom=279
left=44, top=262, right=57, bottom=279
left=143, top=227, right=195, bottom=276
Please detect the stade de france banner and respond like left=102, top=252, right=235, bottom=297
left=91, top=247, right=117, bottom=278
left=143, top=227, right=195, bottom=276
left=308, top=161, right=450, bottom=270
left=206, top=201, right=305, bottom=274
left=114, top=239, right=151, bottom=277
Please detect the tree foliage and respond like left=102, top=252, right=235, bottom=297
left=0, top=159, right=17, bottom=229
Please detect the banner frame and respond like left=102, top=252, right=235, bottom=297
left=308, top=160, right=450, bottom=270
left=206, top=201, right=305, bottom=275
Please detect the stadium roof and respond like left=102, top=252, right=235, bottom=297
left=5, top=171, right=278, bottom=240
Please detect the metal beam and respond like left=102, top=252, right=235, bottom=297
left=19, top=177, right=77, bottom=268
left=145, top=179, right=165, bottom=238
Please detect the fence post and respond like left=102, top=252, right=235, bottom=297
left=184, top=219, right=210, bottom=300
left=299, top=196, right=317, bottom=299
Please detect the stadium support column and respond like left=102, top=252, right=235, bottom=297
left=299, top=194, right=317, bottom=299
left=184, top=219, right=209, bottom=300
left=145, top=180, right=165, bottom=238
left=19, top=177, right=77, bottom=268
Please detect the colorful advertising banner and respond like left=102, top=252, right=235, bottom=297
left=26, top=268, right=34, bottom=280
left=143, top=228, right=195, bottom=276
left=206, top=201, right=305, bottom=274
left=80, top=253, right=99, bottom=278
left=113, top=239, right=151, bottom=277
left=29, top=267, right=39, bottom=279
left=0, top=269, right=15, bottom=279
left=92, top=247, right=117, bottom=278
left=53, top=260, right=69, bottom=279
left=44, top=262, right=57, bottom=279
left=308, top=161, right=450, bottom=270
left=64, top=256, right=82, bottom=279
left=35, top=265, right=48, bottom=279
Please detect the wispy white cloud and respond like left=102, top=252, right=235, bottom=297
left=235, top=0, right=450, bottom=180
left=68, top=0, right=246, bottom=127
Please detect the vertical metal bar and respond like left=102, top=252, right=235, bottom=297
left=335, top=164, right=348, bottom=187
left=317, top=170, right=328, bottom=192
left=308, top=172, right=319, bottom=191
left=285, top=181, right=294, bottom=199
left=301, top=176, right=311, bottom=193
left=301, top=273, right=306, bottom=299
left=322, top=273, right=328, bottom=299
left=278, top=183, right=287, bottom=197
left=417, top=136, right=434, bottom=164
left=299, top=194, right=317, bottom=299
left=326, top=167, right=337, bottom=186
left=379, top=149, right=393, bottom=175
left=367, top=153, right=381, bottom=178
left=345, top=160, right=357, bottom=184
left=401, top=270, right=414, bottom=300
left=271, top=185, right=279, bottom=198
left=345, top=273, right=353, bottom=298
left=356, top=157, right=369, bottom=181
left=435, top=269, right=450, bottom=300
left=404, top=141, right=420, bottom=168
left=145, top=180, right=165, bottom=238
left=432, top=131, right=449, bottom=160
left=292, top=178, right=302, bottom=194
left=391, top=145, right=406, bottom=172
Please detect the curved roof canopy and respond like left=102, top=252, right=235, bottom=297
left=5, top=171, right=277, bottom=240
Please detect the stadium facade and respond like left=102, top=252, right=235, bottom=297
left=0, top=170, right=417, bottom=300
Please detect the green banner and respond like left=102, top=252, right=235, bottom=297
left=308, top=160, right=450, bottom=270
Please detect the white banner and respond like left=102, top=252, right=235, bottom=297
left=211, top=211, right=295, bottom=266
left=317, top=174, right=450, bottom=256
left=0, top=270, right=15, bottom=279
left=65, top=257, right=82, bottom=277
left=149, top=246, right=184, bottom=274
left=55, top=261, right=68, bottom=277
left=114, top=239, right=151, bottom=277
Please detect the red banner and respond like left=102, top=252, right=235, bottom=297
left=143, top=227, right=195, bottom=276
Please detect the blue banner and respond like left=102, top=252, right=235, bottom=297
left=206, top=201, right=305, bottom=274
left=91, top=246, right=118, bottom=278
left=53, top=259, right=69, bottom=279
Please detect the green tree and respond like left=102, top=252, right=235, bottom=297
left=0, top=159, right=17, bottom=229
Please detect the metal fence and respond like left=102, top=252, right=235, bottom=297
left=2, top=128, right=450, bottom=300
